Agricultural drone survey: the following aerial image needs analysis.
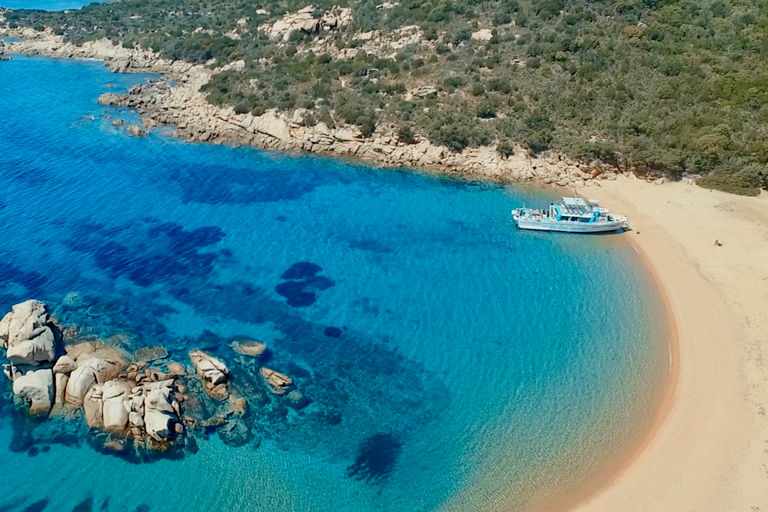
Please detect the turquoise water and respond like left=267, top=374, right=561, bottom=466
left=0, top=54, right=668, bottom=512
left=1, top=0, right=99, bottom=10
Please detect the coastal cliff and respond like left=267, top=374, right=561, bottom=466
left=0, top=26, right=624, bottom=188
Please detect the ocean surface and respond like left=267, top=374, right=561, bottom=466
left=0, top=52, right=668, bottom=512
left=1, top=0, right=98, bottom=10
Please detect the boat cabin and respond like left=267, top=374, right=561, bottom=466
left=550, top=197, right=602, bottom=223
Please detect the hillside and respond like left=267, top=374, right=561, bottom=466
left=5, top=0, right=768, bottom=194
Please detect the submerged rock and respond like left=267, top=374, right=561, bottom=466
left=126, top=124, right=148, bottom=137
left=135, top=345, right=168, bottom=363
left=231, top=340, right=266, bottom=357
left=260, top=367, right=292, bottom=395
left=286, top=390, right=307, bottom=409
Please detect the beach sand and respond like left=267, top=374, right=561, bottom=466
left=567, top=177, right=768, bottom=511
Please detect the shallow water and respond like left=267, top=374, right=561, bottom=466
left=0, top=0, right=98, bottom=10
left=0, top=54, right=668, bottom=512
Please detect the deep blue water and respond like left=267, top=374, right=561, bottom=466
left=0, top=55, right=667, bottom=512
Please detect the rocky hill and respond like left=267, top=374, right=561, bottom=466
left=3, top=0, right=768, bottom=194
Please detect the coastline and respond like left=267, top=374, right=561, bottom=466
left=0, top=26, right=629, bottom=189
left=527, top=232, right=680, bottom=512
left=4, top=25, right=768, bottom=512
left=569, top=178, right=768, bottom=511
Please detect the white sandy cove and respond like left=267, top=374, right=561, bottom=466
left=567, top=177, right=768, bottom=511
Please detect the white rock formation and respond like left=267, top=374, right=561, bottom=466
left=12, top=367, right=54, bottom=415
left=0, top=299, right=56, bottom=366
left=260, top=5, right=351, bottom=41
left=83, top=384, right=104, bottom=428
left=53, top=355, right=77, bottom=374
left=471, top=28, right=494, bottom=42
left=143, top=386, right=176, bottom=441
left=66, top=351, right=126, bottom=406
left=189, top=349, right=228, bottom=385
left=102, top=380, right=132, bottom=433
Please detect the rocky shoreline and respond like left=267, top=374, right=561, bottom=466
left=0, top=25, right=633, bottom=188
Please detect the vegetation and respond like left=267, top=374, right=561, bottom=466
left=6, top=0, right=768, bottom=193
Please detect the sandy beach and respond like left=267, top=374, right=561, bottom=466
left=566, top=177, right=768, bottom=511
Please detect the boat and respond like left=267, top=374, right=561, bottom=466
left=512, top=197, right=628, bottom=233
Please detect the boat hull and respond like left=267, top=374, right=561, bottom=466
left=514, top=218, right=627, bottom=233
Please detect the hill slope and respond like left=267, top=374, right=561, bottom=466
left=5, top=0, right=768, bottom=194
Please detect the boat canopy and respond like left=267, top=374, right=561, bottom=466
left=558, top=197, right=595, bottom=219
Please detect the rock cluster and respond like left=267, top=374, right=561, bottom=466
left=260, top=5, right=352, bottom=42
left=0, top=300, right=58, bottom=415
left=0, top=300, right=183, bottom=447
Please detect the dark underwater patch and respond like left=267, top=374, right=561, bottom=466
left=22, top=498, right=50, bottom=512
left=281, top=262, right=322, bottom=280
left=0, top=260, right=47, bottom=299
left=69, top=219, right=225, bottom=288
left=72, top=496, right=93, bottom=512
left=347, top=433, right=404, bottom=483
left=323, top=326, right=342, bottom=338
left=275, top=263, right=334, bottom=307
left=166, top=162, right=322, bottom=205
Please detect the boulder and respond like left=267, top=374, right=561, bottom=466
left=127, top=124, right=148, bottom=137
left=0, top=300, right=57, bottom=366
left=97, top=92, right=124, bottom=106
left=53, top=355, right=77, bottom=374
left=83, top=384, right=104, bottom=428
left=66, top=364, right=97, bottom=406
left=231, top=340, right=266, bottom=357
left=167, top=362, right=185, bottom=376
left=102, top=380, right=132, bottom=433
left=260, top=367, right=292, bottom=395
left=65, top=342, right=96, bottom=361
left=13, top=367, right=54, bottom=415
left=65, top=352, right=125, bottom=406
left=144, top=386, right=176, bottom=441
left=189, top=349, right=228, bottom=387
left=54, top=372, right=68, bottom=406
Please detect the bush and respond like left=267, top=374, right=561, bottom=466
left=498, top=140, right=515, bottom=157
left=698, top=165, right=765, bottom=196
left=398, top=124, right=418, bottom=144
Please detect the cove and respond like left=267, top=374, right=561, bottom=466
left=0, top=54, right=668, bottom=511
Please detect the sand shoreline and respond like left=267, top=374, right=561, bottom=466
left=533, top=232, right=680, bottom=512
left=563, top=178, right=768, bottom=512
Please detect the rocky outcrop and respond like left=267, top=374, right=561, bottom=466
left=260, top=367, right=293, bottom=395
left=12, top=367, right=54, bottom=416
left=260, top=5, right=352, bottom=41
left=66, top=349, right=127, bottom=406
left=189, top=349, right=229, bottom=399
left=0, top=299, right=57, bottom=366
left=102, top=379, right=132, bottom=433
left=141, top=381, right=178, bottom=441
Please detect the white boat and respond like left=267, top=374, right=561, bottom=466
left=512, top=197, right=628, bottom=233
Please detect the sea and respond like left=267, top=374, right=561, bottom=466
left=0, top=15, right=669, bottom=512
